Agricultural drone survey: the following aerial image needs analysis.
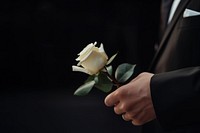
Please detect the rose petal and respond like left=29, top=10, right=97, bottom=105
left=80, top=50, right=107, bottom=75
left=78, top=42, right=96, bottom=56
left=76, top=43, right=95, bottom=61
left=99, top=43, right=105, bottom=53
left=78, top=47, right=99, bottom=63
left=72, top=66, right=92, bottom=75
left=99, top=43, right=108, bottom=59
left=77, top=50, right=92, bottom=62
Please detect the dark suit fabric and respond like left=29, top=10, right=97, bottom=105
left=143, top=0, right=200, bottom=132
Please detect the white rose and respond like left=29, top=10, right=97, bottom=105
left=72, top=42, right=108, bottom=75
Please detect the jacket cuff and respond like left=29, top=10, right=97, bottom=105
left=150, top=67, right=200, bottom=130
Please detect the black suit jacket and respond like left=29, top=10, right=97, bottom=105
left=143, top=0, right=200, bottom=132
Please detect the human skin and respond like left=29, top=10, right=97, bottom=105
left=104, top=72, right=156, bottom=125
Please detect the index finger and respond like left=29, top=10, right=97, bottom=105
left=104, top=90, right=120, bottom=107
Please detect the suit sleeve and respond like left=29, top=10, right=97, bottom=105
left=150, top=66, right=200, bottom=130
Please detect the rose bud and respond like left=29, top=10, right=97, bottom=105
left=72, top=42, right=108, bottom=75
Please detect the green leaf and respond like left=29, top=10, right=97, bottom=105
left=85, top=75, right=95, bottom=83
left=106, top=53, right=118, bottom=65
left=95, top=83, right=113, bottom=93
left=94, top=72, right=113, bottom=93
left=85, top=74, right=99, bottom=84
left=74, top=80, right=96, bottom=96
left=115, top=63, right=136, bottom=83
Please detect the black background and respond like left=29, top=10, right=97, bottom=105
left=0, top=0, right=160, bottom=133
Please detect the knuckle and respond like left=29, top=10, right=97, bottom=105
left=131, top=114, right=145, bottom=126
left=114, top=106, right=122, bottom=115
left=139, top=72, right=147, bottom=77
left=122, top=114, right=131, bottom=121
left=114, top=103, right=126, bottom=114
left=131, top=119, right=143, bottom=126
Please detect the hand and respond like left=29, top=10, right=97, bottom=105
left=104, top=72, right=156, bottom=126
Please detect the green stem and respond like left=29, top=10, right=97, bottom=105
left=104, top=67, right=121, bottom=88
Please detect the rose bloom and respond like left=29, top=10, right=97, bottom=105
left=72, top=42, right=108, bottom=75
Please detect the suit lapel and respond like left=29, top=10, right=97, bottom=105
left=149, top=0, right=191, bottom=71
